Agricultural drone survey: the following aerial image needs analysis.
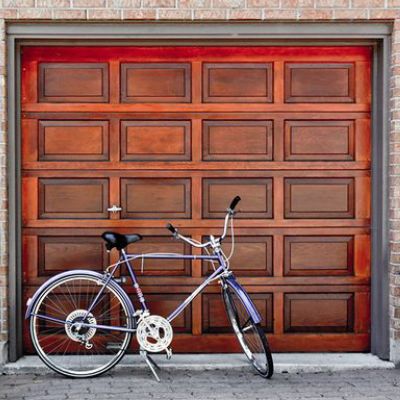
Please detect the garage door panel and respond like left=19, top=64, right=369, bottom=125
left=284, top=236, right=354, bottom=276
left=120, top=178, right=191, bottom=219
left=285, top=63, right=355, bottom=103
left=121, top=120, right=191, bottom=161
left=202, top=236, right=273, bottom=277
left=38, top=178, right=109, bottom=219
left=202, top=293, right=273, bottom=333
left=284, top=120, right=355, bottom=161
left=38, top=236, right=107, bottom=273
left=38, top=120, right=109, bottom=161
left=203, top=178, right=273, bottom=219
left=284, top=293, right=354, bottom=333
left=203, top=63, right=273, bottom=103
left=284, top=177, right=355, bottom=219
left=121, top=63, right=191, bottom=103
left=23, top=235, right=107, bottom=284
left=202, top=120, right=273, bottom=161
left=39, top=62, right=109, bottom=103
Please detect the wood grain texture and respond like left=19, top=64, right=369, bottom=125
left=21, top=45, right=371, bottom=353
left=39, top=63, right=109, bottom=103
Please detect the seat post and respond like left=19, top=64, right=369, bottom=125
left=121, top=249, right=148, bottom=311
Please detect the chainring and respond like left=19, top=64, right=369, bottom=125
left=136, top=315, right=173, bottom=353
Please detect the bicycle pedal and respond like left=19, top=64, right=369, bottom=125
left=166, top=347, right=173, bottom=360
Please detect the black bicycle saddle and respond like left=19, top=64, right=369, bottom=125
left=101, top=231, right=142, bottom=251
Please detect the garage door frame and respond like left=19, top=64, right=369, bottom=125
left=6, top=22, right=391, bottom=362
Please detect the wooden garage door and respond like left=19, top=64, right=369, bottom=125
left=21, top=45, right=371, bottom=353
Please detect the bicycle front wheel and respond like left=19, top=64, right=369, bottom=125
left=29, top=272, right=133, bottom=378
left=223, top=284, right=273, bottom=378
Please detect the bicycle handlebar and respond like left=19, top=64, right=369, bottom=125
left=165, top=196, right=240, bottom=248
left=229, top=196, right=241, bottom=212
left=166, top=223, right=177, bottom=235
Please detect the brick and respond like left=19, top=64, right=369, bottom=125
left=0, top=9, right=19, bottom=18
left=212, top=0, right=244, bottom=7
left=158, top=9, right=192, bottom=18
left=228, top=9, right=262, bottom=19
left=107, top=0, right=141, bottom=7
left=87, top=9, right=122, bottom=18
left=142, top=0, right=176, bottom=7
left=72, top=0, right=106, bottom=7
left=298, top=8, right=333, bottom=19
left=352, top=0, right=385, bottom=7
left=369, top=9, right=400, bottom=19
left=179, top=0, right=211, bottom=7
left=247, top=0, right=278, bottom=7
left=53, top=9, right=88, bottom=19
left=333, top=9, right=368, bottom=19
left=315, top=0, right=349, bottom=6
left=263, top=9, right=297, bottom=19
left=36, top=0, right=70, bottom=6
left=193, top=9, right=227, bottom=19
left=281, top=0, right=314, bottom=6
left=17, top=8, right=53, bottom=18
left=122, top=9, right=157, bottom=19
left=3, top=0, right=34, bottom=6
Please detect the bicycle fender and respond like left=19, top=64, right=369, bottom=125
left=25, top=270, right=136, bottom=320
left=226, top=277, right=262, bottom=324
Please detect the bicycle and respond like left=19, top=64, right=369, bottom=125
left=25, top=196, right=274, bottom=381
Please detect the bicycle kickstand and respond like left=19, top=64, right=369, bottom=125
left=140, top=349, right=161, bottom=382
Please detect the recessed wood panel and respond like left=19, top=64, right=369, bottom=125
left=121, top=120, right=191, bottom=161
left=39, top=178, right=109, bottom=219
left=202, top=293, right=273, bottom=333
left=285, top=63, right=355, bottom=103
left=38, top=120, right=109, bottom=161
left=284, top=293, right=354, bottom=333
left=134, top=294, right=191, bottom=333
left=121, top=178, right=191, bottom=219
left=284, top=236, right=354, bottom=276
left=126, top=236, right=191, bottom=276
left=203, top=236, right=273, bottom=277
left=121, top=63, right=191, bottom=103
left=38, top=236, right=107, bottom=275
left=284, top=120, right=355, bottom=161
left=202, top=120, right=273, bottom=161
left=203, top=63, right=273, bottom=103
left=285, top=178, right=355, bottom=219
left=203, top=178, right=273, bottom=219
left=39, top=63, right=109, bottom=103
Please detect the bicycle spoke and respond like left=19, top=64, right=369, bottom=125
left=31, top=274, right=132, bottom=377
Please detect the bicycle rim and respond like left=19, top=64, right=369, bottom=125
left=223, top=285, right=273, bottom=378
left=30, top=273, right=133, bottom=378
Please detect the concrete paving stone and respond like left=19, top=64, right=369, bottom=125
left=0, top=369, right=400, bottom=399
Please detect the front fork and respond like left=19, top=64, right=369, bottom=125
left=220, top=275, right=262, bottom=325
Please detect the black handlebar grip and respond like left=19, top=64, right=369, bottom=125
left=166, top=223, right=177, bottom=234
left=229, top=196, right=241, bottom=211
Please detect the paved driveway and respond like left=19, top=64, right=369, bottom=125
left=0, top=368, right=399, bottom=400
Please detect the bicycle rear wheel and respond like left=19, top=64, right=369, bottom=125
left=29, top=272, right=133, bottom=378
left=223, top=284, right=273, bottom=378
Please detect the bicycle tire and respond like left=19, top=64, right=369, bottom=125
left=29, top=272, right=133, bottom=378
left=223, top=284, right=273, bottom=378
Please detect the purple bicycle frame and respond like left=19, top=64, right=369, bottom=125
left=25, top=248, right=262, bottom=331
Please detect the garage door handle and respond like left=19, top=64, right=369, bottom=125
left=107, top=205, right=122, bottom=213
